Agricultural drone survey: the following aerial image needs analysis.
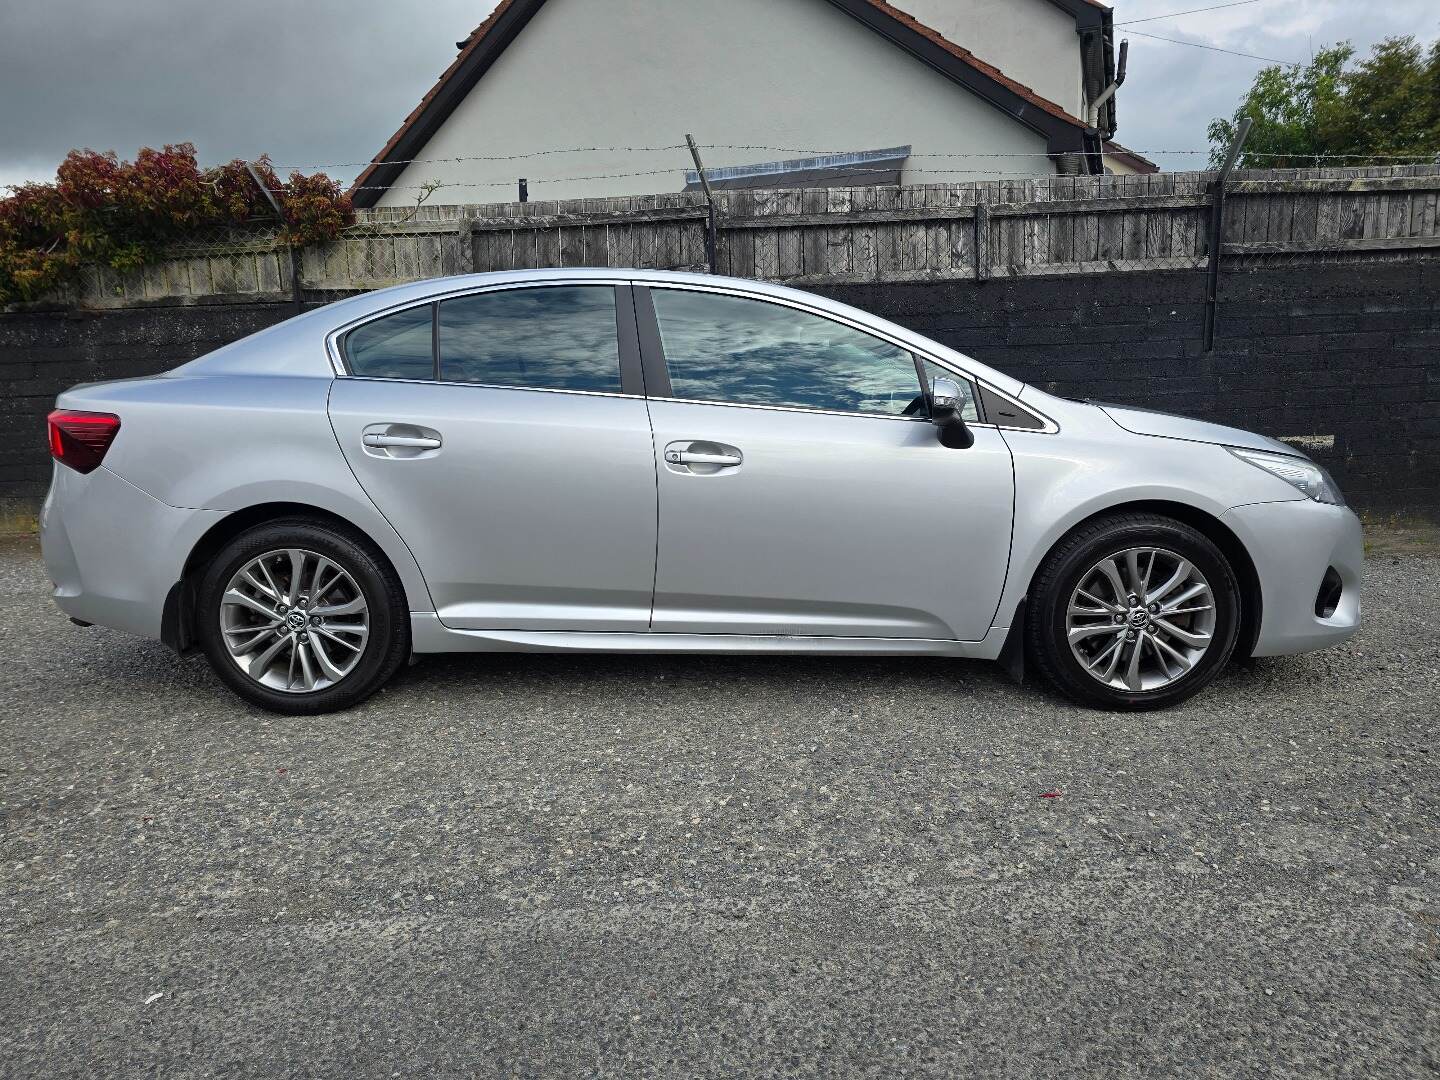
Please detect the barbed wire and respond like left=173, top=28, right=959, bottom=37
left=266, top=144, right=1440, bottom=176
left=342, top=166, right=1440, bottom=195
left=269, top=144, right=694, bottom=170
left=332, top=164, right=1440, bottom=195
left=337, top=166, right=1135, bottom=194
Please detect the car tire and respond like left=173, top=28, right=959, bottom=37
left=1026, top=512, right=1242, bottom=710
left=196, top=517, right=410, bottom=715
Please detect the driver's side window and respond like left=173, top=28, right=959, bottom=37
left=651, top=289, right=925, bottom=417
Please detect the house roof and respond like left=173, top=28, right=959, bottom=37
left=352, top=0, right=529, bottom=201
left=1102, top=140, right=1160, bottom=174
left=853, top=0, right=1089, bottom=131
left=351, top=0, right=1104, bottom=207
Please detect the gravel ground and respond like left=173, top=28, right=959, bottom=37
left=1, top=536, right=1437, bottom=1079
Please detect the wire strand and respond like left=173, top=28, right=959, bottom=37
left=335, top=159, right=1438, bottom=196
left=1115, top=0, right=1262, bottom=26
left=266, top=143, right=1440, bottom=179
left=1120, top=27, right=1299, bottom=65
left=338, top=165, right=1085, bottom=194
left=269, top=144, right=693, bottom=171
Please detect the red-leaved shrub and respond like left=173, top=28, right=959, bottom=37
left=0, top=143, right=353, bottom=302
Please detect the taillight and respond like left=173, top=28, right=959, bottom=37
left=47, top=410, right=121, bottom=474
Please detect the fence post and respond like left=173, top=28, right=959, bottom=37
left=686, top=134, right=720, bottom=274
left=1202, top=117, right=1252, bottom=352
left=973, top=202, right=989, bottom=282
left=460, top=217, right=478, bottom=274
left=244, top=161, right=302, bottom=315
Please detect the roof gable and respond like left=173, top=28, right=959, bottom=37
left=351, top=0, right=1099, bottom=207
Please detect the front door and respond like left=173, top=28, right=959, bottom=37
left=639, top=286, right=1014, bottom=641
left=328, top=283, right=658, bottom=632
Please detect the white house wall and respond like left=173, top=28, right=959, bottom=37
left=374, top=0, right=1055, bottom=207
left=891, top=0, right=1085, bottom=118
left=1102, top=153, right=1148, bottom=176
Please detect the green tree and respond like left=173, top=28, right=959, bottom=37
left=1208, top=37, right=1440, bottom=167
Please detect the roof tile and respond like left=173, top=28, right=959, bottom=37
left=859, top=0, right=1085, bottom=130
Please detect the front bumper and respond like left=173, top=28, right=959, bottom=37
left=1222, top=499, right=1364, bottom=657
left=41, top=464, right=225, bottom=641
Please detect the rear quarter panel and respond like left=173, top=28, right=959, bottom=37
left=59, top=374, right=435, bottom=614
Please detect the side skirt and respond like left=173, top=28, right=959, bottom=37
left=409, top=613, right=1010, bottom=660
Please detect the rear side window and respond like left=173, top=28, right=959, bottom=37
left=650, top=289, right=924, bottom=416
left=438, top=285, right=622, bottom=393
left=344, top=305, right=434, bottom=380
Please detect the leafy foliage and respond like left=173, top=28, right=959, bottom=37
left=1208, top=37, right=1440, bottom=168
left=0, top=143, right=353, bottom=303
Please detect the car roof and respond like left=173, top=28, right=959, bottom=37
left=170, top=269, right=1024, bottom=397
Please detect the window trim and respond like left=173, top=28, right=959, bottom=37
left=335, top=300, right=438, bottom=384
left=328, top=279, right=646, bottom=398
left=430, top=302, right=440, bottom=382
left=632, top=285, right=672, bottom=398
left=641, top=283, right=934, bottom=422
left=638, top=282, right=1006, bottom=428
left=324, top=275, right=1057, bottom=433
left=634, top=281, right=1057, bottom=434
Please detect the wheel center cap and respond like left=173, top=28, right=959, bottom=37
left=286, top=611, right=308, bottom=631
left=1128, top=608, right=1150, bottom=628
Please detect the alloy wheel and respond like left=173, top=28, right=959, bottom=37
left=1065, top=546, right=1216, bottom=693
left=218, top=548, right=370, bottom=693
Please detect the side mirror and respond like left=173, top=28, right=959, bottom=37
left=928, top=377, right=974, bottom=449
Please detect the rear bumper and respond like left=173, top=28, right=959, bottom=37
left=1222, top=499, right=1364, bottom=657
left=41, top=464, right=224, bottom=641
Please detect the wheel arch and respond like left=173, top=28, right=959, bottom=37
left=161, top=502, right=414, bottom=654
left=1002, top=498, right=1263, bottom=675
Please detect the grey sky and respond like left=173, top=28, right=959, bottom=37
left=1, top=0, right=1436, bottom=193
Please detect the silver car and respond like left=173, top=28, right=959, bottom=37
left=41, top=269, right=1362, bottom=714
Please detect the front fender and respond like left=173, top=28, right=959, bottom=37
left=994, top=422, right=1300, bottom=627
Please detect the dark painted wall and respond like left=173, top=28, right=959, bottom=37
left=821, top=262, right=1439, bottom=513
left=3, top=261, right=1437, bottom=515
left=2, top=302, right=296, bottom=513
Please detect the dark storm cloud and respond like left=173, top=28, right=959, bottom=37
left=0, top=0, right=495, bottom=188
left=1, top=1, right=1436, bottom=191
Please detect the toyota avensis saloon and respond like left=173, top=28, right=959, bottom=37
left=41, top=269, right=1362, bottom=714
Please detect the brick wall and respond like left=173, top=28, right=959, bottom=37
left=3, top=261, right=1437, bottom=518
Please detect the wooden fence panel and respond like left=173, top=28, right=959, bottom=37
left=50, top=165, right=1440, bottom=307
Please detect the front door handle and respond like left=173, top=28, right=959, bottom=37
left=665, top=449, right=741, bottom=467
left=663, top=440, right=743, bottom=473
left=363, top=433, right=441, bottom=450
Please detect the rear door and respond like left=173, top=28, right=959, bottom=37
left=638, top=285, right=1014, bottom=641
left=328, top=282, right=658, bottom=632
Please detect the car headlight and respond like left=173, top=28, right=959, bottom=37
left=1228, top=447, right=1345, bottom=505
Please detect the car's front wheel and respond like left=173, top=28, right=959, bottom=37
left=1026, top=512, right=1242, bottom=710
left=196, top=518, right=409, bottom=714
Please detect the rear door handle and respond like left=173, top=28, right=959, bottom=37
left=360, top=424, right=443, bottom=459
left=363, top=433, right=441, bottom=449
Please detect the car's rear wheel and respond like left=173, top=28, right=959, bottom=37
left=196, top=518, right=409, bottom=714
left=1026, top=512, right=1241, bottom=710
